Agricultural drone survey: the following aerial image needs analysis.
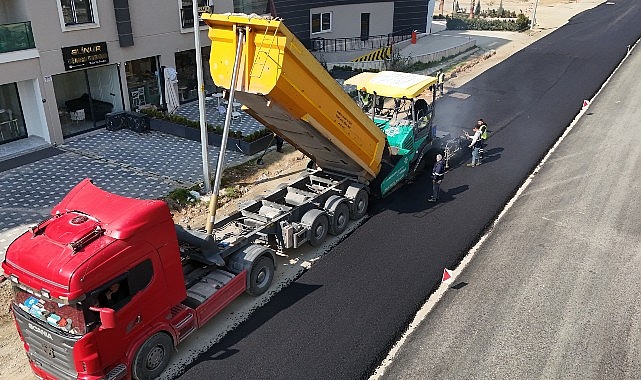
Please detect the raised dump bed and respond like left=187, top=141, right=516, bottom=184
left=201, top=13, right=387, bottom=182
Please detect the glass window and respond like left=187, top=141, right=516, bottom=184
left=60, top=0, right=95, bottom=25
left=181, top=0, right=214, bottom=29
left=311, top=12, right=332, bottom=34
left=0, top=83, right=27, bottom=144
left=175, top=47, right=216, bottom=103
left=125, top=57, right=161, bottom=110
left=233, top=0, right=269, bottom=14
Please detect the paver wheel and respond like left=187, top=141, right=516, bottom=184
left=132, top=332, right=173, bottom=380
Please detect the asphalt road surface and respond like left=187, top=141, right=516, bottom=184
left=177, top=2, right=641, bottom=379
left=380, top=32, right=641, bottom=379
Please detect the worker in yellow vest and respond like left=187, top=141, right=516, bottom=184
left=477, top=119, right=488, bottom=160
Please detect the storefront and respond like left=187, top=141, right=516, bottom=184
left=175, top=46, right=216, bottom=103
left=125, top=56, right=162, bottom=110
left=0, top=83, right=27, bottom=145
left=54, top=42, right=124, bottom=137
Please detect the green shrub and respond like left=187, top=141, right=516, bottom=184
left=446, top=14, right=530, bottom=31
left=139, top=108, right=268, bottom=142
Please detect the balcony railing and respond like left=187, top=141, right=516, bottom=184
left=307, top=29, right=414, bottom=53
left=0, top=21, right=36, bottom=54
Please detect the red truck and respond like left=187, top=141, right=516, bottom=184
left=2, top=178, right=280, bottom=379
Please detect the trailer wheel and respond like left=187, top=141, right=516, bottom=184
left=349, top=188, right=369, bottom=220
left=132, top=332, right=173, bottom=380
left=247, top=255, right=275, bottom=296
left=301, top=209, right=328, bottom=247
left=325, top=196, right=350, bottom=235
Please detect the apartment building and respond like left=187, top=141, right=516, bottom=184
left=0, top=0, right=432, bottom=155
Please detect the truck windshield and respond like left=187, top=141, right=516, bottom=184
left=13, top=287, right=99, bottom=336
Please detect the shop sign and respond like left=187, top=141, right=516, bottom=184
left=62, top=42, right=109, bottom=71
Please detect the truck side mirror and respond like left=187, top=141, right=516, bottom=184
left=89, top=306, right=116, bottom=329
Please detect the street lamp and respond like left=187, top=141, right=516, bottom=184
left=531, top=0, right=539, bottom=27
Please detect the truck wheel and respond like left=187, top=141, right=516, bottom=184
left=301, top=209, right=328, bottom=247
left=324, top=196, right=350, bottom=235
left=349, top=189, right=368, bottom=220
left=247, top=255, right=275, bottom=296
left=132, top=332, right=173, bottom=380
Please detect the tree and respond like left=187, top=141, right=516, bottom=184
left=475, top=0, right=481, bottom=16
left=498, top=0, right=504, bottom=17
left=470, top=0, right=475, bottom=18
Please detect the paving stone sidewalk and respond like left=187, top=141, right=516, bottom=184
left=0, top=129, right=250, bottom=254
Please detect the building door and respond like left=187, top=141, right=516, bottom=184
left=53, top=64, right=123, bottom=138
left=0, top=83, right=27, bottom=144
left=361, top=13, right=370, bottom=41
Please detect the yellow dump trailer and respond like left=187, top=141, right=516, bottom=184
left=201, top=13, right=387, bottom=182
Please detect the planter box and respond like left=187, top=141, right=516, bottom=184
left=149, top=118, right=273, bottom=155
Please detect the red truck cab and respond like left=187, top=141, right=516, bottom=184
left=2, top=179, right=269, bottom=379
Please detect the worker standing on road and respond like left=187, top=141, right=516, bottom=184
left=437, top=70, right=445, bottom=96
left=478, top=119, right=488, bottom=160
left=275, top=134, right=284, bottom=153
left=465, top=125, right=482, bottom=167
left=428, top=154, right=446, bottom=202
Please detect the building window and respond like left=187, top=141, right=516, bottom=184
left=180, top=0, right=215, bottom=29
left=311, top=12, right=332, bottom=34
left=233, top=0, right=269, bottom=14
left=125, top=57, right=161, bottom=110
left=175, top=47, right=216, bottom=103
left=0, top=83, right=27, bottom=144
left=60, top=0, right=95, bottom=26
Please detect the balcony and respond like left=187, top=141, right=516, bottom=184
left=0, top=21, right=36, bottom=54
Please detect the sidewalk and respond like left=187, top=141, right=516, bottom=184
left=0, top=128, right=249, bottom=255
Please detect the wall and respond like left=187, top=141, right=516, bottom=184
left=309, top=2, right=394, bottom=40
left=273, top=0, right=428, bottom=44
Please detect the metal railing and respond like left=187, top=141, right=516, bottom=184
left=307, top=29, right=414, bottom=52
left=0, top=21, right=36, bottom=54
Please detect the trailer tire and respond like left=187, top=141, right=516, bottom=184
left=247, top=255, right=275, bottom=296
left=325, top=196, right=350, bottom=235
left=301, top=209, right=328, bottom=247
left=348, top=188, right=368, bottom=220
left=132, top=332, right=173, bottom=380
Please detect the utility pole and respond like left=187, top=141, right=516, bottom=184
left=531, top=0, right=540, bottom=27
left=193, top=0, right=212, bottom=193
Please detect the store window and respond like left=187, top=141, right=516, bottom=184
left=125, top=57, right=161, bottom=110
left=60, top=0, right=95, bottom=26
left=0, top=83, right=27, bottom=144
left=311, top=12, right=332, bottom=34
left=175, top=47, right=216, bottom=103
left=53, top=65, right=123, bottom=138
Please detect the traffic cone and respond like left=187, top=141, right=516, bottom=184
left=582, top=99, right=590, bottom=108
left=442, top=268, right=453, bottom=283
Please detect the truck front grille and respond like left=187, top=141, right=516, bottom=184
left=13, top=304, right=79, bottom=380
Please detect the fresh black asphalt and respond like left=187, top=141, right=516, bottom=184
left=178, top=2, right=641, bottom=379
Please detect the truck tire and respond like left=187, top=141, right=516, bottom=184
left=247, top=255, right=275, bottom=296
left=132, top=332, right=173, bottom=380
left=348, top=188, right=368, bottom=220
left=301, top=209, right=328, bottom=247
left=324, top=196, right=350, bottom=235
